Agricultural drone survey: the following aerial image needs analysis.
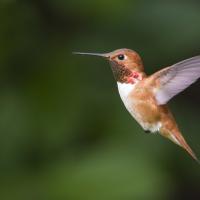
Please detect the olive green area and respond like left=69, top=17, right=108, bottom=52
left=0, top=1, right=200, bottom=200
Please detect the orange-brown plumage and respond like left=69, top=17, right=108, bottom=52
left=74, top=48, right=200, bottom=162
left=130, top=78, right=197, bottom=160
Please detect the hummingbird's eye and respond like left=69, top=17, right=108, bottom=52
left=117, top=54, right=125, bottom=60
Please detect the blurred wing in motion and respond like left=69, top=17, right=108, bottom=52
left=152, top=56, right=200, bottom=105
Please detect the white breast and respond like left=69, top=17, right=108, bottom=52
left=117, top=82, right=161, bottom=133
left=117, top=82, right=137, bottom=118
left=117, top=82, right=135, bottom=98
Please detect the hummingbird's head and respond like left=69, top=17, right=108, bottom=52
left=106, top=49, right=144, bottom=83
left=74, top=48, right=144, bottom=83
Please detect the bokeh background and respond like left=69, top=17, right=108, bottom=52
left=1, top=0, right=200, bottom=199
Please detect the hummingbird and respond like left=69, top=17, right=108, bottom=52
left=74, top=49, right=200, bottom=162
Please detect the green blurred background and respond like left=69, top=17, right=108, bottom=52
left=0, top=0, right=200, bottom=199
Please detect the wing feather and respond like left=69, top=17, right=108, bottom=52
left=152, top=56, right=200, bottom=105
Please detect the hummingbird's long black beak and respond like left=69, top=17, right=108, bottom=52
left=73, top=52, right=109, bottom=59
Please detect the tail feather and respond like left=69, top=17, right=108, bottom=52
left=161, top=128, right=199, bottom=163
left=169, top=132, right=198, bottom=161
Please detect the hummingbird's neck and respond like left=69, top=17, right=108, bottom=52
left=124, top=70, right=146, bottom=84
left=109, top=61, right=146, bottom=84
left=112, top=67, right=146, bottom=84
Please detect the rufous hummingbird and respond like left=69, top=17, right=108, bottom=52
left=74, top=49, right=200, bottom=162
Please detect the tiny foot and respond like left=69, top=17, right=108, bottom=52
left=144, top=130, right=151, bottom=134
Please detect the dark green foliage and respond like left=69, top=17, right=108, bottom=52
left=0, top=1, right=200, bottom=199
